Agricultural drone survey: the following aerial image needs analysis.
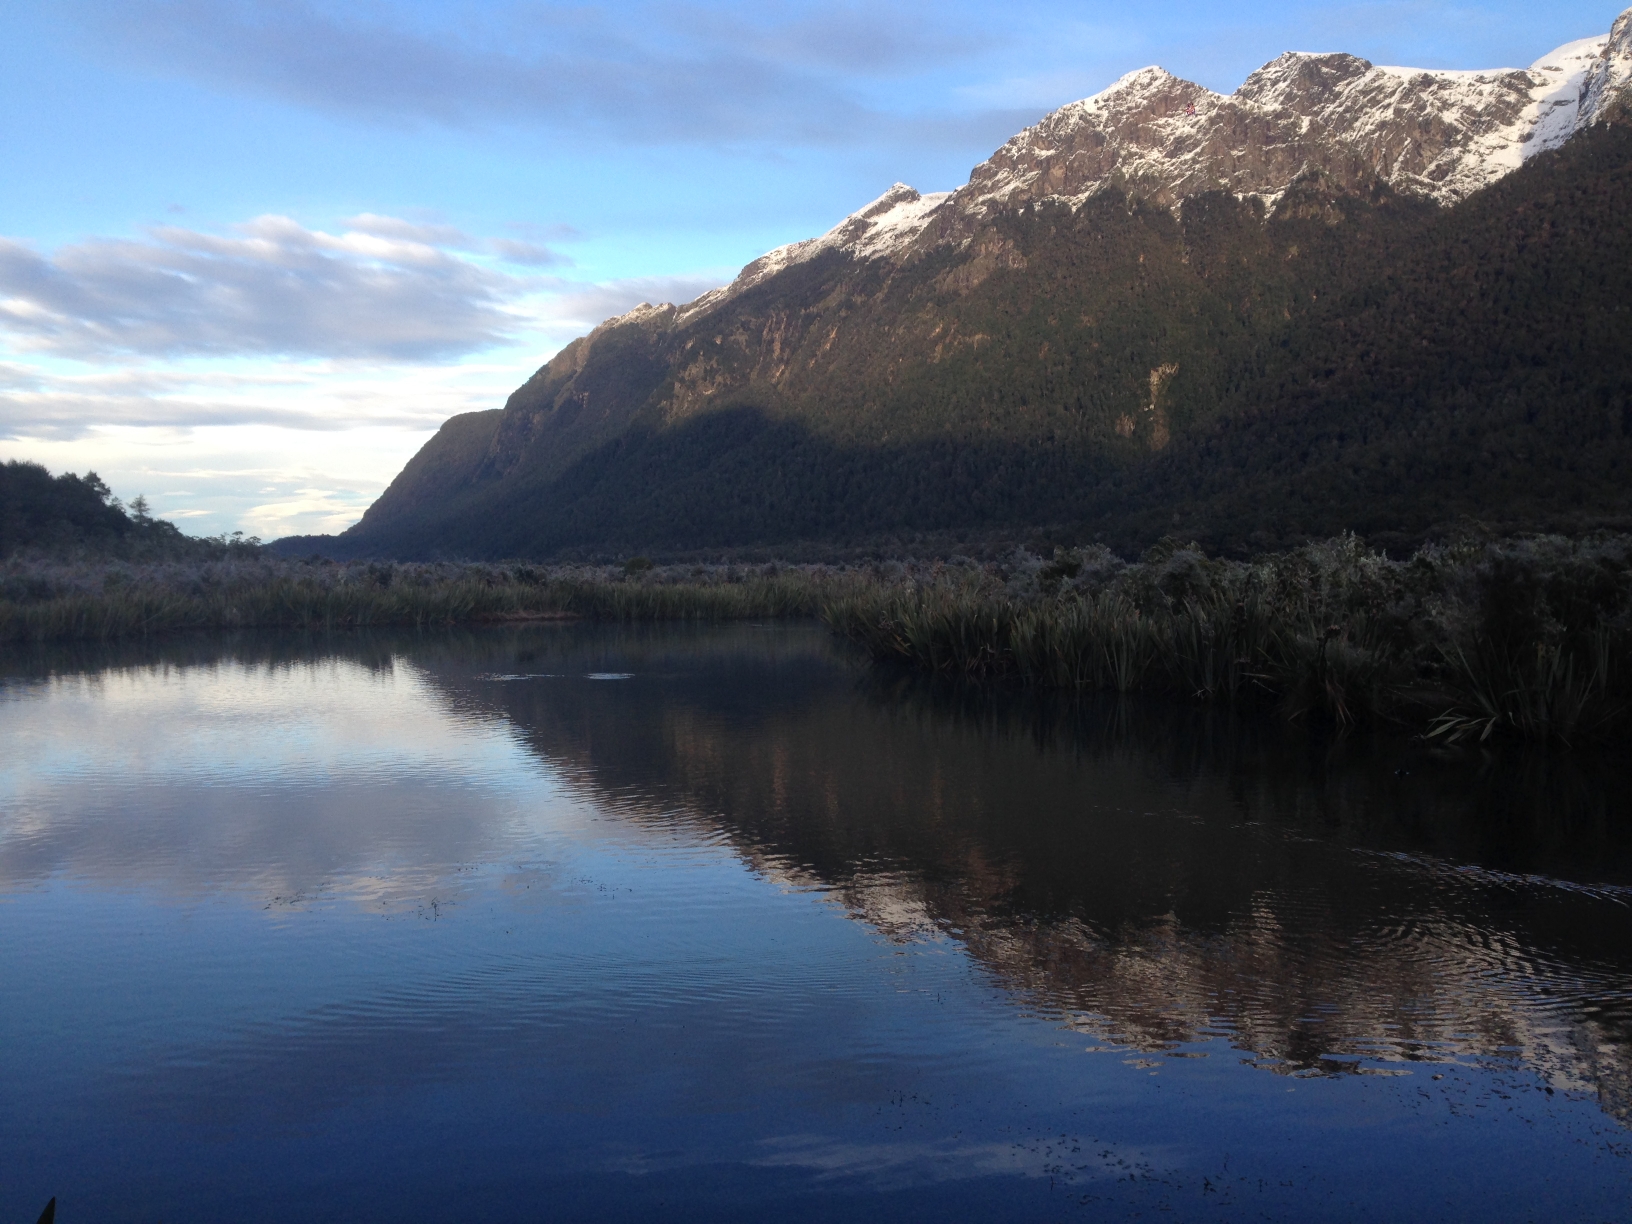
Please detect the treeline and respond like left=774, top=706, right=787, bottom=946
left=0, top=460, right=261, bottom=560
left=2, top=461, right=136, bottom=554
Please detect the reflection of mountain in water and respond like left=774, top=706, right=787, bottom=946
left=10, top=625, right=1632, bottom=1121
left=410, top=624, right=1632, bottom=1122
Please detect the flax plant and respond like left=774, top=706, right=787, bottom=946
left=823, top=533, right=1632, bottom=743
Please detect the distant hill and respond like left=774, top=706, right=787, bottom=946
left=302, top=10, right=1632, bottom=561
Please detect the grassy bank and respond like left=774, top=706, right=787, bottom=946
left=0, top=556, right=858, bottom=642
left=7, top=535, right=1630, bottom=743
left=822, top=535, right=1632, bottom=744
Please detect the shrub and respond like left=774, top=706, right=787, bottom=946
left=823, top=533, right=1632, bottom=743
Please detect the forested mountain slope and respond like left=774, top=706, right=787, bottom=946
left=320, top=11, right=1632, bottom=560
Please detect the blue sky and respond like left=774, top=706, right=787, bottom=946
left=0, top=0, right=1621, bottom=538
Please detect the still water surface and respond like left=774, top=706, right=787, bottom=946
left=3, top=623, right=1632, bottom=1222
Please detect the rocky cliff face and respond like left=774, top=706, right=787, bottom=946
left=343, top=9, right=1632, bottom=559
left=1582, top=8, right=1632, bottom=126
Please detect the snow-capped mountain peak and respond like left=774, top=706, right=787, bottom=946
left=958, top=13, right=1629, bottom=219
left=612, top=8, right=1631, bottom=333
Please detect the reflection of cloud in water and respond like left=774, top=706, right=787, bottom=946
left=0, top=656, right=586, bottom=908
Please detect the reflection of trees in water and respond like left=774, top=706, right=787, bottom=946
left=416, top=626, right=1632, bottom=1122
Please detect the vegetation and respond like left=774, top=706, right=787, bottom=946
left=9, top=529, right=1630, bottom=744
left=0, top=555, right=859, bottom=642
left=0, top=459, right=262, bottom=561
left=2, top=461, right=141, bottom=555
left=823, top=534, right=1632, bottom=744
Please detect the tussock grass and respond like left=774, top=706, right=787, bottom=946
left=8, top=534, right=1630, bottom=744
left=823, top=535, right=1632, bottom=744
left=0, top=557, right=857, bottom=642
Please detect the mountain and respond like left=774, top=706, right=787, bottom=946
left=321, top=10, right=1632, bottom=560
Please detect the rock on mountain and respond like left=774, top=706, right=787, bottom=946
left=328, top=9, right=1632, bottom=560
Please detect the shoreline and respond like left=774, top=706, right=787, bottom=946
left=3, top=533, right=1629, bottom=745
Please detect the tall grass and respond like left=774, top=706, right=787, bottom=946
left=823, top=535, right=1632, bottom=743
left=0, top=557, right=857, bottom=642
left=7, top=534, right=1629, bottom=743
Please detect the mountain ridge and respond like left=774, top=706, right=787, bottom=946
left=632, top=7, right=1632, bottom=329
left=308, top=9, right=1632, bottom=561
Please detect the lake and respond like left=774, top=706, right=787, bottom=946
left=3, top=623, right=1631, bottom=1222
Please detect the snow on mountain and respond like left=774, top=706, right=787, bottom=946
left=672, top=184, right=949, bottom=324
left=1527, top=36, right=1617, bottom=153
left=606, top=8, right=1631, bottom=332
left=959, top=19, right=1623, bottom=219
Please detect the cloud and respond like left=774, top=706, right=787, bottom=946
left=491, top=238, right=572, bottom=268
left=0, top=194, right=732, bottom=537
left=0, top=365, right=477, bottom=441
left=0, top=207, right=734, bottom=463
left=0, top=392, right=354, bottom=440
left=81, top=0, right=1033, bottom=149
left=0, top=373, right=440, bottom=447
left=342, top=213, right=473, bottom=247
left=0, top=214, right=528, bottom=361
left=0, top=363, right=44, bottom=391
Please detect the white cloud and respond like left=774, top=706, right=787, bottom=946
left=341, top=213, right=474, bottom=247
left=0, top=212, right=732, bottom=372
left=491, top=238, right=573, bottom=268
left=0, top=208, right=734, bottom=538
left=0, top=363, right=44, bottom=391
left=0, top=361, right=527, bottom=538
left=0, top=215, right=528, bottom=361
left=0, top=367, right=442, bottom=441
left=0, top=351, right=545, bottom=536
left=0, top=265, right=734, bottom=445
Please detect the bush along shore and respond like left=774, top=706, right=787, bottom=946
left=4, top=533, right=1630, bottom=744
left=0, top=555, right=861, bottom=643
left=822, top=534, right=1632, bottom=745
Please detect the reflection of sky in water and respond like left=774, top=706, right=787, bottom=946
left=0, top=659, right=581, bottom=906
left=2, top=634, right=1631, bottom=1222
left=3, top=659, right=529, bottom=791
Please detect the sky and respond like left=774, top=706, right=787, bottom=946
left=0, top=0, right=1622, bottom=539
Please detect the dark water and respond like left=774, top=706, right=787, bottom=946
left=4, top=623, right=1632, bottom=1223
